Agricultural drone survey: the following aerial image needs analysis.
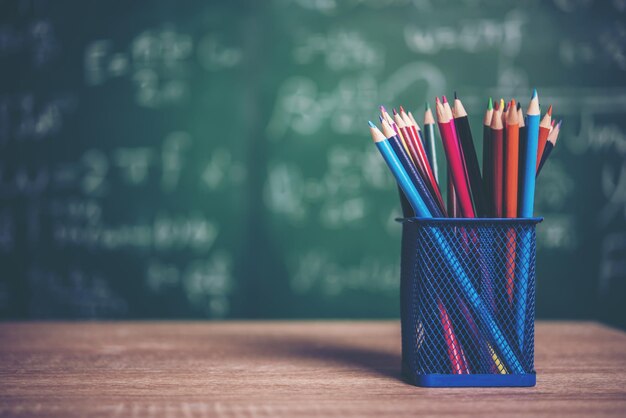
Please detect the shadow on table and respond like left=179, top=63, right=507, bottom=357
left=249, top=335, right=404, bottom=382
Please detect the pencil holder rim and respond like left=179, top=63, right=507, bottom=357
left=397, top=217, right=543, bottom=224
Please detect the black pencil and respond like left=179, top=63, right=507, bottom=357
left=536, top=120, right=561, bottom=176
left=454, top=93, right=486, bottom=217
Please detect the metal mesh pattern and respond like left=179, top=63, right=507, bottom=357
left=401, top=218, right=541, bottom=379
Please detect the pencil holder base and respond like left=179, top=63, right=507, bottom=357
left=403, top=367, right=536, bottom=387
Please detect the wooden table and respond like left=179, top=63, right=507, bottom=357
left=1, top=321, right=625, bottom=417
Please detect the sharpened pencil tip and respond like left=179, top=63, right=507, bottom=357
left=378, top=115, right=384, bottom=123
left=517, top=102, right=522, bottom=110
left=442, top=95, right=448, bottom=104
left=532, top=88, right=538, bottom=99
left=368, top=121, right=376, bottom=128
left=435, top=96, right=441, bottom=104
left=379, top=105, right=386, bottom=114
left=557, top=120, right=562, bottom=128
left=399, top=105, right=405, bottom=114
left=425, top=101, right=430, bottom=111
left=392, top=108, right=398, bottom=115
left=547, top=105, right=552, bottom=116
left=488, top=97, right=493, bottom=110
left=454, top=91, right=458, bottom=100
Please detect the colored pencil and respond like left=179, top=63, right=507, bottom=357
left=487, top=342, right=508, bottom=374
left=447, top=168, right=459, bottom=217
left=536, top=106, right=553, bottom=171
left=457, top=296, right=504, bottom=373
left=454, top=93, right=485, bottom=217
left=500, top=99, right=507, bottom=146
left=381, top=120, right=444, bottom=217
left=443, top=96, right=473, bottom=212
left=482, top=98, right=494, bottom=217
left=517, top=102, right=526, bottom=209
left=504, top=100, right=520, bottom=304
left=515, top=90, right=541, bottom=352
left=490, top=103, right=504, bottom=218
left=398, top=108, right=446, bottom=215
left=369, top=122, right=432, bottom=217
left=402, top=105, right=424, bottom=144
left=436, top=97, right=476, bottom=218
left=394, top=111, right=442, bottom=211
left=520, top=89, right=540, bottom=217
left=421, top=105, right=439, bottom=184
left=438, top=299, right=470, bottom=374
left=537, top=120, right=561, bottom=176
left=504, top=99, right=520, bottom=218
left=381, top=107, right=411, bottom=159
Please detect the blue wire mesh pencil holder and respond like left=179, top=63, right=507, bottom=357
left=400, top=217, right=542, bottom=387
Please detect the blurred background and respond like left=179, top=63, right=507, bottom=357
left=0, top=0, right=624, bottom=327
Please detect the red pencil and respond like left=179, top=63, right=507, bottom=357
left=504, top=100, right=520, bottom=303
left=438, top=299, right=470, bottom=374
left=436, top=98, right=475, bottom=218
left=504, top=99, right=520, bottom=217
left=444, top=96, right=473, bottom=213
left=536, top=105, right=552, bottom=171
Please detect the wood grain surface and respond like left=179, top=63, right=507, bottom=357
left=0, top=321, right=625, bottom=417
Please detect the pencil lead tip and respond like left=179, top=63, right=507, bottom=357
left=378, top=115, right=384, bottom=123
left=532, top=88, right=538, bottom=99
left=368, top=121, right=376, bottom=128
left=399, top=105, right=405, bottom=114
left=547, top=105, right=553, bottom=116
left=488, top=97, right=493, bottom=110
left=499, top=98, right=505, bottom=109
left=517, top=102, right=522, bottom=110
left=454, top=91, right=458, bottom=100
left=557, top=120, right=562, bottom=128
left=435, top=96, right=441, bottom=104
left=442, top=95, right=448, bottom=104
left=392, top=108, right=398, bottom=115
left=425, top=101, right=430, bottom=111
left=379, top=105, right=386, bottom=114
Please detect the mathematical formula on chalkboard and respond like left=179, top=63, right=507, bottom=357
left=0, top=0, right=624, bottom=326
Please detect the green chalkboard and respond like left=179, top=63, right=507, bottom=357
left=0, top=0, right=624, bottom=327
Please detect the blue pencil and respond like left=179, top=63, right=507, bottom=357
left=369, top=121, right=524, bottom=373
left=516, top=90, right=540, bottom=352
left=370, top=122, right=431, bottom=217
left=520, top=89, right=540, bottom=217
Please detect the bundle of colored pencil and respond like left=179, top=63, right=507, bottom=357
left=369, top=90, right=561, bottom=220
left=368, top=89, right=561, bottom=375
